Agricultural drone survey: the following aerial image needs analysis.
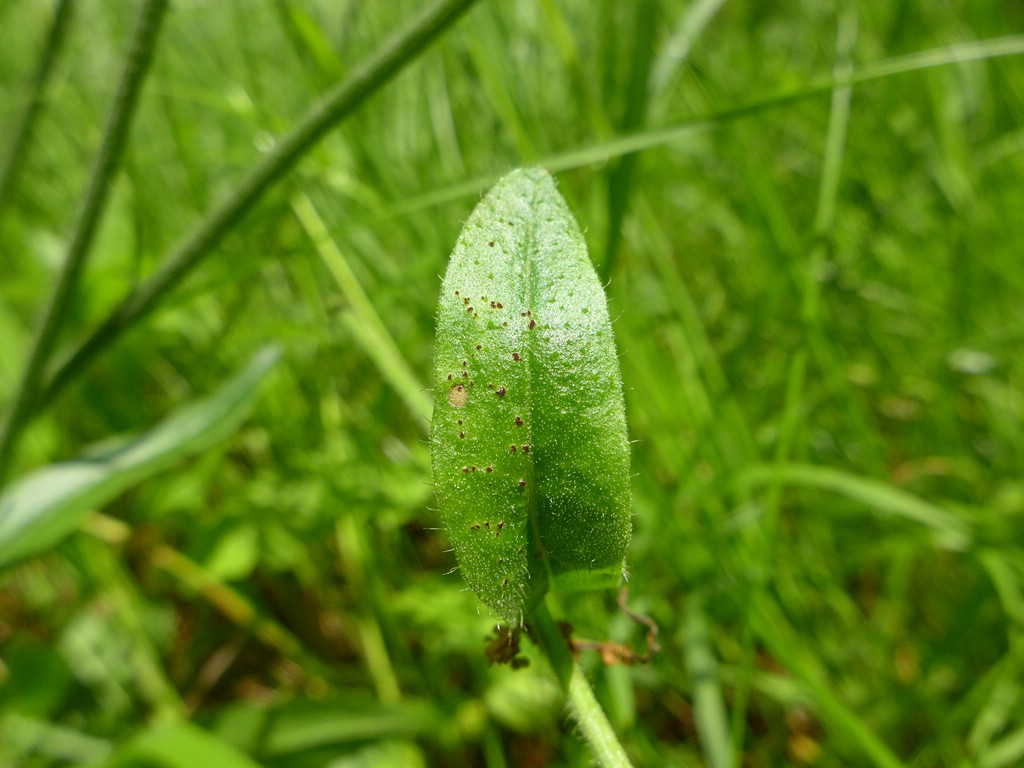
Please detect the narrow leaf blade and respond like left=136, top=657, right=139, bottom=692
left=0, top=346, right=281, bottom=569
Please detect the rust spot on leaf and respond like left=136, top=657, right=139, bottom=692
left=448, top=385, right=468, bottom=407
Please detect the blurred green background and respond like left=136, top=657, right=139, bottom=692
left=1, top=1, right=1023, bottom=766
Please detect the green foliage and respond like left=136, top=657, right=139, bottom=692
left=0, top=347, right=279, bottom=568
left=1, top=1, right=1024, bottom=767
left=431, top=168, right=631, bottom=623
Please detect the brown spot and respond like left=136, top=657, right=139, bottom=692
left=462, top=371, right=469, bottom=378
left=497, top=521, right=504, bottom=530
left=512, top=352, right=521, bottom=362
left=497, top=386, right=507, bottom=397
left=502, top=578, right=509, bottom=586
left=528, top=319, right=536, bottom=329
left=462, top=360, right=468, bottom=367
left=490, top=301, right=496, bottom=308
left=522, top=445, right=530, bottom=453
left=448, top=385, right=468, bottom=408
left=488, top=241, right=495, bottom=247
left=467, top=306, right=474, bottom=313
left=518, top=479, right=527, bottom=488
left=471, top=524, right=481, bottom=530
left=459, top=431, right=465, bottom=439
left=457, top=419, right=463, bottom=425
left=496, top=302, right=503, bottom=308
left=455, top=290, right=460, bottom=296
left=475, top=344, right=482, bottom=350
left=515, top=416, right=524, bottom=427
left=485, top=466, right=493, bottom=473
left=447, top=373, right=453, bottom=380
left=471, top=466, right=477, bottom=472
left=510, top=445, right=517, bottom=453
left=462, top=467, right=470, bottom=473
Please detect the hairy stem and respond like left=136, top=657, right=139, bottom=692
left=0, top=0, right=168, bottom=478
left=0, top=0, right=75, bottom=215
left=531, top=601, right=635, bottom=768
left=37, top=0, right=481, bottom=413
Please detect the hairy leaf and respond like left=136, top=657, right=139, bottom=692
left=431, top=168, right=631, bottom=623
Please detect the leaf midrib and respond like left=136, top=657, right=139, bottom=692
left=521, top=177, right=556, bottom=605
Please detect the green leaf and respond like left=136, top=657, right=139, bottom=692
left=431, top=167, right=631, bottom=623
left=0, top=346, right=281, bottom=569
left=102, top=721, right=262, bottom=768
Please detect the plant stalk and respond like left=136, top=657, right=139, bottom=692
left=37, top=0, right=481, bottom=413
left=0, top=0, right=168, bottom=479
left=531, top=600, right=635, bottom=768
left=0, top=0, right=75, bottom=215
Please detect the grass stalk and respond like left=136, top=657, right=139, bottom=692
left=388, top=34, right=1024, bottom=218
left=37, top=0, right=481, bottom=413
left=732, top=13, right=857, bottom=763
left=85, top=514, right=318, bottom=673
left=291, top=192, right=432, bottom=427
left=0, top=0, right=167, bottom=479
left=530, top=600, right=635, bottom=768
left=0, top=0, right=74, bottom=215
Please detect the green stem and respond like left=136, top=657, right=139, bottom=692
left=530, top=601, right=635, bottom=768
left=0, top=0, right=74, bottom=215
left=0, top=0, right=167, bottom=479
left=37, top=0, right=481, bottom=411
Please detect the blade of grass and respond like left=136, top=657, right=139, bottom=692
left=386, top=34, right=1024, bottom=218
left=601, top=0, right=658, bottom=281
left=685, top=595, right=734, bottom=768
left=0, top=0, right=168, bottom=479
left=635, top=196, right=760, bottom=472
left=737, top=462, right=972, bottom=549
left=537, top=0, right=613, bottom=141
left=75, top=536, right=187, bottom=721
left=733, top=12, right=858, bottom=757
left=335, top=514, right=402, bottom=704
left=749, top=594, right=908, bottom=768
left=85, top=512, right=329, bottom=681
left=36, top=0, right=481, bottom=416
left=978, top=550, right=1024, bottom=627
left=546, top=34, right=1024, bottom=173
left=965, top=636, right=1024, bottom=768
left=796, top=9, right=889, bottom=475
left=980, top=727, right=1024, bottom=768
left=0, top=0, right=74, bottom=215
left=291, top=192, right=431, bottom=427
left=253, top=697, right=449, bottom=756
left=465, top=7, right=537, bottom=160
left=0, top=713, right=112, bottom=766
left=0, top=346, right=280, bottom=569
left=102, top=721, right=263, bottom=768
left=649, top=0, right=728, bottom=104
